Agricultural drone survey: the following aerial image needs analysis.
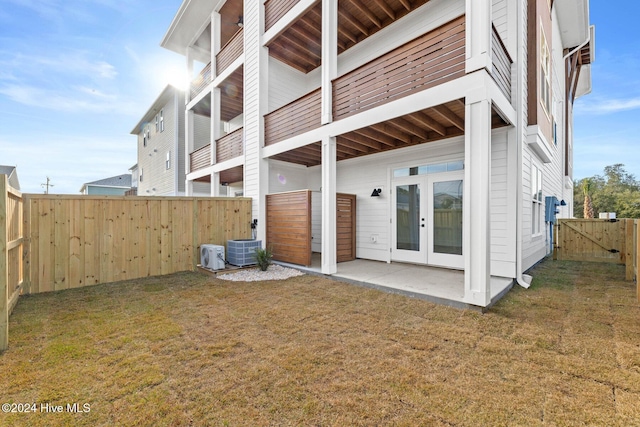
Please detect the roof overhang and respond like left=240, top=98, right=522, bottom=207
left=555, top=0, right=590, bottom=49
left=130, top=85, right=180, bottom=135
left=161, top=0, right=217, bottom=56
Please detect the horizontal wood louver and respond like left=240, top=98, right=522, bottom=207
left=265, top=0, right=304, bottom=31
left=266, top=190, right=312, bottom=266
left=216, top=128, right=243, bottom=163
left=491, top=24, right=512, bottom=101
left=333, top=15, right=466, bottom=120
left=216, top=28, right=244, bottom=75
left=190, top=62, right=212, bottom=99
left=265, top=88, right=322, bottom=145
left=337, top=193, right=356, bottom=262
left=190, top=144, right=211, bottom=172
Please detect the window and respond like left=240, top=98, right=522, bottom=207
left=160, top=109, right=164, bottom=132
left=531, top=164, right=543, bottom=235
left=140, top=168, right=144, bottom=182
left=166, top=151, right=171, bottom=170
left=540, top=26, right=551, bottom=117
left=155, top=114, right=159, bottom=132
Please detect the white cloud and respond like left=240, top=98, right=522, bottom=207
left=576, top=97, right=640, bottom=115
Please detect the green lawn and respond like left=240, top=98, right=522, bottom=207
left=1, top=258, right=639, bottom=426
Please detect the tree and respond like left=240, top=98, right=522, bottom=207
left=573, top=164, right=640, bottom=218
left=582, top=179, right=594, bottom=218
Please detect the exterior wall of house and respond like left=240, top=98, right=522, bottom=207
left=86, top=186, right=129, bottom=196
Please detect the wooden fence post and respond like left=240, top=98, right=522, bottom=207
left=1, top=175, right=8, bottom=351
left=626, top=219, right=634, bottom=281
left=636, top=219, right=640, bottom=304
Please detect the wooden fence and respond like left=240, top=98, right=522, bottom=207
left=1, top=175, right=24, bottom=351
left=0, top=192, right=252, bottom=350
left=555, top=218, right=640, bottom=302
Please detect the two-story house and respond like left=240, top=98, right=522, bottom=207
left=130, top=84, right=212, bottom=196
left=161, top=0, right=593, bottom=308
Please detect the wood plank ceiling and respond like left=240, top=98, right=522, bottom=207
left=271, top=99, right=509, bottom=166
left=267, top=0, right=431, bottom=73
left=191, top=66, right=244, bottom=121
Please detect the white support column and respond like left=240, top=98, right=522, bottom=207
left=212, top=172, right=221, bottom=196
left=211, top=12, right=220, bottom=77
left=321, top=135, right=337, bottom=274
left=185, top=109, right=195, bottom=196
left=211, top=87, right=221, bottom=166
left=186, top=48, right=194, bottom=103
left=321, top=0, right=337, bottom=125
left=463, top=97, right=492, bottom=307
left=465, top=0, right=492, bottom=73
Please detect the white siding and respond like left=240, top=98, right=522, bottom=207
left=193, top=114, right=211, bottom=150
left=490, top=129, right=515, bottom=277
left=268, top=58, right=312, bottom=112
left=492, top=0, right=508, bottom=42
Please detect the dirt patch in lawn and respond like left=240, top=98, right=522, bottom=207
left=1, top=258, right=639, bottom=426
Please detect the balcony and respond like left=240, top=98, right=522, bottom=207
left=190, top=62, right=212, bottom=100
left=265, top=88, right=321, bottom=146
left=216, top=27, right=244, bottom=76
left=333, top=16, right=465, bottom=120
left=216, top=128, right=243, bottom=163
left=190, top=144, right=211, bottom=173
left=265, top=0, right=431, bottom=73
left=491, top=24, right=512, bottom=102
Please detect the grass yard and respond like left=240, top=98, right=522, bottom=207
left=1, top=258, right=639, bottom=426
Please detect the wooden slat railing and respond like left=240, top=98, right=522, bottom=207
left=265, top=88, right=321, bottom=145
left=216, top=128, right=243, bottom=163
left=491, top=24, right=512, bottom=102
left=265, top=0, right=302, bottom=31
left=190, top=62, right=212, bottom=99
left=190, top=144, right=211, bottom=173
left=216, top=28, right=244, bottom=75
left=332, top=15, right=466, bottom=121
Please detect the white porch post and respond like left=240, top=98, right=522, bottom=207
left=321, top=135, right=337, bottom=274
left=212, top=173, right=221, bottom=196
left=464, top=97, right=492, bottom=306
left=185, top=109, right=195, bottom=196
left=465, top=0, right=492, bottom=73
left=321, top=0, right=337, bottom=125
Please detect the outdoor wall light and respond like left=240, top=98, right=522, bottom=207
left=371, top=188, right=382, bottom=197
left=236, top=16, right=243, bottom=27
left=560, top=199, right=567, bottom=206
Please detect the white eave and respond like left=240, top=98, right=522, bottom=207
left=161, top=0, right=215, bottom=56
left=555, top=0, right=590, bottom=49
left=130, top=84, right=180, bottom=135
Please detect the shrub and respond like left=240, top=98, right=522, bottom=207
left=255, top=246, right=273, bottom=271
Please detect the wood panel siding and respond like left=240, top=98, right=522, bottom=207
left=491, top=24, right=512, bottom=101
left=266, top=190, right=312, bottom=266
left=332, top=16, right=466, bottom=120
left=190, top=144, right=211, bottom=173
left=337, top=193, right=356, bottom=262
left=265, top=0, right=302, bottom=31
left=265, top=88, right=321, bottom=146
left=190, top=62, right=212, bottom=100
left=216, top=128, right=243, bottom=163
left=216, top=28, right=244, bottom=75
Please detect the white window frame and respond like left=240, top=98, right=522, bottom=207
left=531, top=163, right=543, bottom=236
left=540, top=25, right=552, bottom=118
left=166, top=151, right=171, bottom=170
left=140, top=167, right=144, bottom=182
left=155, top=114, right=159, bottom=132
left=160, top=109, right=164, bottom=132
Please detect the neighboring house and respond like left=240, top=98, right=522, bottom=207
left=130, top=84, right=211, bottom=196
left=126, top=164, right=139, bottom=196
left=80, top=174, right=132, bottom=195
left=161, top=0, right=594, bottom=308
left=0, top=165, right=20, bottom=190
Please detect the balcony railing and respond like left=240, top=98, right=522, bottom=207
left=190, top=62, right=212, bottom=100
left=216, top=27, right=244, bottom=76
left=332, top=15, right=466, bottom=121
left=491, top=24, right=512, bottom=102
left=265, top=88, right=321, bottom=146
left=264, top=0, right=301, bottom=32
left=190, top=144, right=211, bottom=173
left=216, top=128, right=243, bottom=163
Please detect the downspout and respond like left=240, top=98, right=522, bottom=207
left=515, top=0, right=531, bottom=288
left=562, top=29, right=591, bottom=62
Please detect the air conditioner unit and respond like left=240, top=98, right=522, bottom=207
left=200, top=244, right=225, bottom=270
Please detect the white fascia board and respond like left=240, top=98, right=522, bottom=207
left=574, top=64, right=592, bottom=99
left=555, top=0, right=589, bottom=48
left=186, top=81, right=213, bottom=111
left=211, top=156, right=244, bottom=173
left=212, top=56, right=244, bottom=88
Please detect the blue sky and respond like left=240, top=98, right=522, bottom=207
left=0, top=0, right=638, bottom=194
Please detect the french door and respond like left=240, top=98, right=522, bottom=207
left=392, top=171, right=464, bottom=269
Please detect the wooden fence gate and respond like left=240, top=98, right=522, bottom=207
left=554, top=219, right=628, bottom=264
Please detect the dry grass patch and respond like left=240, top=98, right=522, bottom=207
left=1, top=259, right=639, bottom=426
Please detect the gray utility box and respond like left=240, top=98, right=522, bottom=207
left=227, top=239, right=262, bottom=267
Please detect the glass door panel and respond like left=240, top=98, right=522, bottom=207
left=428, top=172, right=464, bottom=269
left=392, top=180, right=426, bottom=264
